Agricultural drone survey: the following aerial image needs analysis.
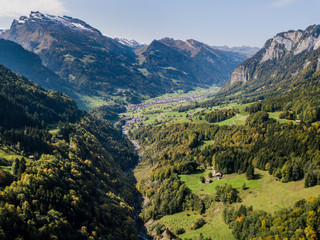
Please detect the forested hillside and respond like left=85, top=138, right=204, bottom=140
left=224, top=196, right=320, bottom=240
left=0, top=64, right=80, bottom=129
left=131, top=106, right=320, bottom=238
left=0, top=65, right=138, bottom=239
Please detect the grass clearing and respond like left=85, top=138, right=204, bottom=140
left=0, top=147, right=23, bottom=161
left=238, top=169, right=320, bottom=212
left=179, top=170, right=261, bottom=195
left=268, top=111, right=290, bottom=124
left=158, top=208, right=234, bottom=240
left=180, top=169, right=320, bottom=213
left=151, top=169, right=320, bottom=239
left=133, top=160, right=154, bottom=182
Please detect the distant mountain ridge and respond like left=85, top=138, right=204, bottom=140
left=0, top=11, right=248, bottom=109
left=114, top=37, right=146, bottom=49
left=220, top=24, right=320, bottom=100
left=211, top=45, right=260, bottom=57
left=135, top=37, right=247, bottom=90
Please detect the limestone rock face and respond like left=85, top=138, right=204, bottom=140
left=226, top=25, right=320, bottom=89
left=230, top=66, right=249, bottom=85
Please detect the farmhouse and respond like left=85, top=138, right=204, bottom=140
left=205, top=178, right=211, bottom=183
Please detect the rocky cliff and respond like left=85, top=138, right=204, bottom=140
left=221, top=25, right=320, bottom=99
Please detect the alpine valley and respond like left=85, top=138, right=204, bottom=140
left=0, top=10, right=320, bottom=240
left=0, top=11, right=246, bottom=109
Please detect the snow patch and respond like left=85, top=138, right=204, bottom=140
left=114, top=37, right=145, bottom=48
left=15, top=11, right=95, bottom=33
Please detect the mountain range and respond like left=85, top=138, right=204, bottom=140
left=0, top=11, right=248, bottom=109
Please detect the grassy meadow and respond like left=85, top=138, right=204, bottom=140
left=151, top=168, right=320, bottom=239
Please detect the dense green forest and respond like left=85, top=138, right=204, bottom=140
left=223, top=196, right=320, bottom=240
left=0, top=65, right=138, bottom=239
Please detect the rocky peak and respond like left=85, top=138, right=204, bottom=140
left=260, top=26, right=320, bottom=63
left=157, top=38, right=209, bottom=57
left=185, top=39, right=203, bottom=49
left=226, top=24, right=320, bottom=91
left=10, top=11, right=101, bottom=35
left=114, top=37, right=145, bottom=49
left=158, top=37, right=185, bottom=47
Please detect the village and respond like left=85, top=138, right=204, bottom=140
left=127, top=92, right=216, bottom=111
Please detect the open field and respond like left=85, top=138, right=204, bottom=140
left=158, top=208, right=235, bottom=240
left=180, top=169, right=320, bottom=213
left=0, top=146, right=25, bottom=172
left=0, top=147, right=23, bottom=161
left=179, top=170, right=261, bottom=195
left=150, top=169, right=320, bottom=239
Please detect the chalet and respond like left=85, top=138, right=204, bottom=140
left=205, top=178, right=211, bottom=183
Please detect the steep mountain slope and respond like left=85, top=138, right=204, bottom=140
left=0, top=64, right=80, bottom=129
left=220, top=25, right=320, bottom=100
left=0, top=64, right=138, bottom=239
left=0, top=11, right=158, bottom=107
left=136, top=38, right=247, bottom=91
left=0, top=39, right=69, bottom=92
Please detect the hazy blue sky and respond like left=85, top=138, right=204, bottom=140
left=0, top=0, right=320, bottom=47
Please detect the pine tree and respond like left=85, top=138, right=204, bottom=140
left=246, top=164, right=254, bottom=180
left=11, top=158, right=19, bottom=176
left=17, top=158, right=26, bottom=180
left=305, top=172, right=316, bottom=188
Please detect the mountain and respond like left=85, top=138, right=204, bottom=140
left=220, top=24, right=320, bottom=100
left=135, top=38, right=247, bottom=91
left=0, top=64, right=80, bottom=129
left=114, top=37, right=146, bottom=49
left=0, top=11, right=159, bottom=108
left=0, top=64, right=138, bottom=239
left=0, top=12, right=249, bottom=109
left=211, top=45, right=260, bottom=57
left=0, top=39, right=70, bottom=92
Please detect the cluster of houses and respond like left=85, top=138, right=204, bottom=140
left=127, top=92, right=217, bottom=112
left=204, top=170, right=222, bottom=183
